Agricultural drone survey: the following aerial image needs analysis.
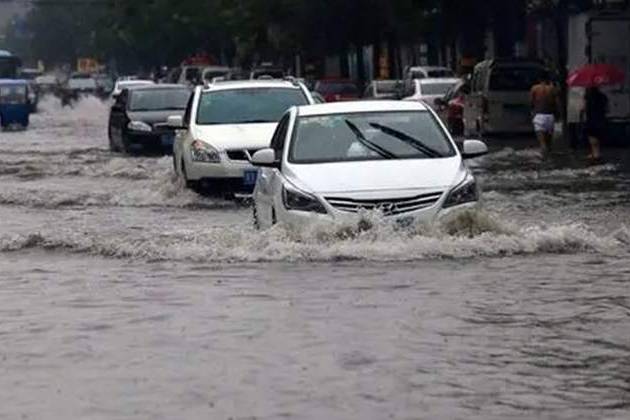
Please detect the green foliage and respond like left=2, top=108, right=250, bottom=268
left=3, top=0, right=539, bottom=70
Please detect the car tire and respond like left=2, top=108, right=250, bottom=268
left=120, top=134, right=132, bottom=154
left=181, top=158, right=202, bottom=193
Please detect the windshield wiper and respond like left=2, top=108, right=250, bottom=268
left=238, top=119, right=274, bottom=124
left=368, top=122, right=444, bottom=158
left=344, top=120, right=396, bottom=159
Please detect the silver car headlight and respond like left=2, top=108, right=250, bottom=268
left=127, top=120, right=152, bottom=133
left=282, top=184, right=327, bottom=214
left=190, top=140, right=221, bottom=163
left=443, top=175, right=479, bottom=209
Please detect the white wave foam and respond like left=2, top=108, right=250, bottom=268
left=37, top=95, right=110, bottom=125
left=1, top=211, right=625, bottom=262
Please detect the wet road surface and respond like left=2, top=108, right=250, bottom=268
left=1, top=97, right=629, bottom=420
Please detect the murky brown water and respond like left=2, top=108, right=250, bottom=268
left=1, top=97, right=629, bottom=419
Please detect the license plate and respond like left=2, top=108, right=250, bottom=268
left=243, top=170, right=258, bottom=186
left=161, top=133, right=174, bottom=147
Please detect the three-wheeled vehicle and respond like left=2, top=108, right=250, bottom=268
left=0, top=79, right=30, bottom=130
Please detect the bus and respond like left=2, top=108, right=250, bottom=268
left=0, top=50, right=21, bottom=79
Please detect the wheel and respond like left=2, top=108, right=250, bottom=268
left=120, top=134, right=132, bottom=154
left=181, top=159, right=202, bottom=193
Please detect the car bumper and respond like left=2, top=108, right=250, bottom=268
left=186, top=157, right=256, bottom=181
left=277, top=201, right=480, bottom=228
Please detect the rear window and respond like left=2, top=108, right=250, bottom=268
left=427, top=69, right=455, bottom=78
left=490, top=67, right=548, bottom=91
left=374, top=81, right=400, bottom=94
left=252, top=69, right=284, bottom=79
left=420, top=82, right=457, bottom=96
left=128, top=89, right=191, bottom=111
left=185, top=68, right=201, bottom=83
left=204, top=70, right=229, bottom=81
left=196, top=88, right=308, bottom=125
left=316, top=82, right=358, bottom=95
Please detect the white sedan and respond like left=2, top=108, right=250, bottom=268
left=171, top=80, right=314, bottom=195
left=111, top=79, right=155, bottom=99
left=251, top=101, right=488, bottom=229
left=403, top=77, right=461, bottom=109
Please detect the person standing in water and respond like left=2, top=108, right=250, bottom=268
left=530, top=75, right=560, bottom=156
left=583, top=86, right=608, bottom=162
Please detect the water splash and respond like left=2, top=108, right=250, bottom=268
left=1, top=210, right=625, bottom=262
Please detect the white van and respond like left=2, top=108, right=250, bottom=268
left=463, top=59, right=549, bottom=136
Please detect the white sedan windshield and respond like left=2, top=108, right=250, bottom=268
left=290, top=111, right=456, bottom=163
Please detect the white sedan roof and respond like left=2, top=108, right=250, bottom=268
left=297, top=100, right=428, bottom=117
left=204, top=80, right=301, bottom=92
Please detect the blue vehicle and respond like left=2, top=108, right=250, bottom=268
left=0, top=79, right=31, bottom=129
left=0, top=50, right=21, bottom=78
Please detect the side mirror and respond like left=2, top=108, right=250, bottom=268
left=462, top=139, right=488, bottom=159
left=166, top=115, right=184, bottom=129
left=251, top=148, right=279, bottom=168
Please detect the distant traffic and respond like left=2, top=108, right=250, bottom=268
left=5, top=50, right=569, bottom=228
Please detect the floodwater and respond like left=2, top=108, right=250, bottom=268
left=1, top=97, right=629, bottom=420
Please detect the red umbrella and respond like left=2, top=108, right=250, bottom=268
left=567, top=63, right=625, bottom=87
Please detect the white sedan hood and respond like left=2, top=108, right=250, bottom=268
left=286, top=157, right=464, bottom=196
left=192, top=123, right=277, bottom=150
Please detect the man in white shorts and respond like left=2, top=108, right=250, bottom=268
left=530, top=75, right=559, bottom=156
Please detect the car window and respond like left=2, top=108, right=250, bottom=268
left=427, top=69, right=455, bottom=78
left=183, top=92, right=195, bottom=126
left=315, top=82, right=358, bottom=96
left=252, top=69, right=284, bottom=79
left=419, top=82, right=458, bottom=96
left=185, top=68, right=201, bottom=83
left=409, top=70, right=427, bottom=79
left=489, top=67, right=548, bottom=92
left=196, top=88, right=308, bottom=125
left=270, top=114, right=291, bottom=157
left=203, top=70, right=229, bottom=81
left=117, top=89, right=128, bottom=106
left=128, top=89, right=190, bottom=112
left=0, top=85, right=27, bottom=103
left=289, top=111, right=456, bottom=164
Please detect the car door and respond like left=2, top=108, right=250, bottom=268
left=174, top=89, right=196, bottom=173
left=255, top=113, right=291, bottom=227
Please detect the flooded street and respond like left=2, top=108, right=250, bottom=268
left=1, top=98, right=629, bottom=420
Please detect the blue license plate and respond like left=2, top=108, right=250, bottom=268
left=243, top=170, right=258, bottom=186
left=161, top=133, right=174, bottom=147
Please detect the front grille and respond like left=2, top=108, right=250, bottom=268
left=325, top=191, right=443, bottom=217
left=226, top=149, right=261, bottom=161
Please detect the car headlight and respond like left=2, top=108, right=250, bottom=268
left=190, top=140, right=221, bottom=163
left=282, top=185, right=327, bottom=214
left=443, top=175, right=479, bottom=208
left=127, top=121, right=152, bottom=132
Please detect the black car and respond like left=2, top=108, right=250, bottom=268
left=108, top=84, right=190, bottom=154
